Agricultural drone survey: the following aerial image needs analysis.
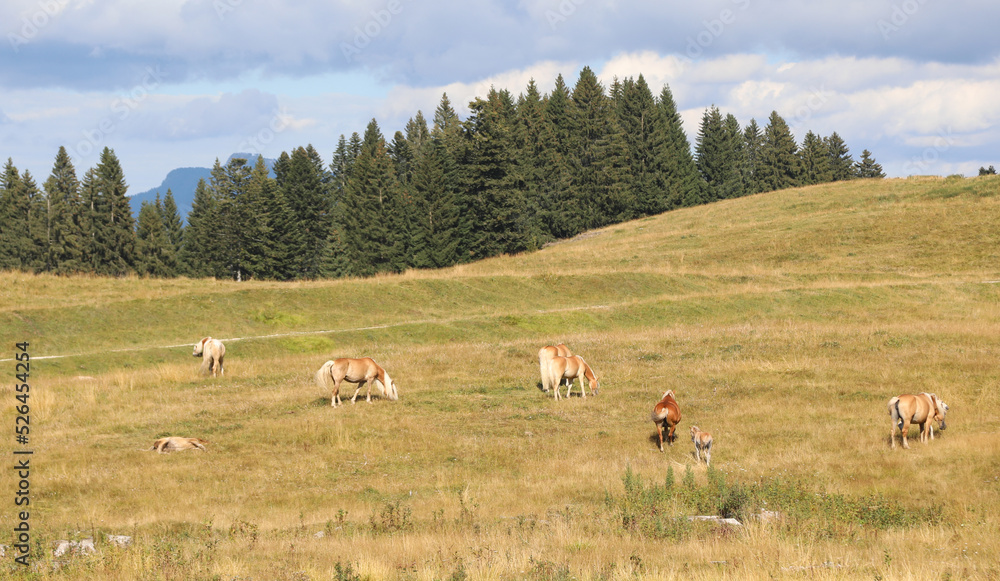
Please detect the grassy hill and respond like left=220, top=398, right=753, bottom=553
left=2, top=176, right=999, bottom=579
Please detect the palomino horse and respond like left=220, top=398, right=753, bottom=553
left=150, top=437, right=208, bottom=453
left=888, top=392, right=948, bottom=449
left=192, top=337, right=225, bottom=377
left=548, top=355, right=599, bottom=400
left=651, top=390, right=681, bottom=452
left=690, top=426, right=713, bottom=466
left=315, top=357, right=400, bottom=407
left=538, top=344, right=572, bottom=392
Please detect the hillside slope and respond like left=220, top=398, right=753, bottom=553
left=1, top=176, right=999, bottom=580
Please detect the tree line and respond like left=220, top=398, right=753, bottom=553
left=0, top=67, right=885, bottom=280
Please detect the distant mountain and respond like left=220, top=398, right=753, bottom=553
left=128, top=153, right=277, bottom=223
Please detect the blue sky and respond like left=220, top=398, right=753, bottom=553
left=2, top=0, right=999, bottom=193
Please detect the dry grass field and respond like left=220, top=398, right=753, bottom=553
left=2, top=175, right=999, bottom=580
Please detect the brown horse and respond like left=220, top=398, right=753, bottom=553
left=192, top=337, right=225, bottom=377
left=690, top=426, right=713, bottom=466
left=150, top=437, right=208, bottom=453
left=651, top=390, right=681, bottom=452
left=548, top=355, right=599, bottom=400
left=888, top=392, right=948, bottom=449
left=315, top=358, right=400, bottom=407
left=538, top=344, right=572, bottom=393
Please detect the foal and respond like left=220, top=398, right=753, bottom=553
left=690, top=426, right=713, bottom=466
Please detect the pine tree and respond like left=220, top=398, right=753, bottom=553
left=695, top=106, right=742, bottom=200
left=825, top=132, right=855, bottom=181
left=616, top=75, right=664, bottom=216
left=567, top=66, right=632, bottom=231
left=741, top=119, right=765, bottom=195
left=540, top=74, right=577, bottom=237
left=211, top=157, right=255, bottom=280
left=43, top=147, right=86, bottom=273
left=513, top=79, right=557, bottom=248
left=160, top=189, right=184, bottom=264
left=854, top=149, right=886, bottom=178
left=281, top=145, right=330, bottom=278
left=798, top=130, right=833, bottom=185
left=723, top=114, right=746, bottom=199
left=342, top=119, right=407, bottom=276
left=177, top=178, right=221, bottom=278
left=0, top=159, right=38, bottom=270
left=405, top=111, right=431, bottom=159
left=758, top=111, right=801, bottom=192
left=135, top=196, right=175, bottom=277
left=410, top=136, right=461, bottom=269
left=654, top=86, right=706, bottom=209
left=92, top=147, right=136, bottom=276
left=464, top=88, right=531, bottom=259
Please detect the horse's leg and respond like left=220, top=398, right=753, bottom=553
left=667, top=424, right=676, bottom=446
left=656, top=423, right=665, bottom=452
left=694, top=445, right=701, bottom=463
left=331, top=378, right=340, bottom=407
left=218, top=355, right=224, bottom=377
left=901, top=418, right=912, bottom=449
left=705, top=445, right=711, bottom=467
left=350, top=381, right=365, bottom=404
left=365, top=378, right=373, bottom=403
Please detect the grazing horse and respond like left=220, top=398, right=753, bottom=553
left=150, top=437, right=208, bottom=454
left=888, top=392, right=948, bottom=449
left=548, top=355, right=599, bottom=400
left=538, top=344, right=573, bottom=393
left=690, top=426, right=713, bottom=466
left=192, top=337, right=225, bottom=377
left=651, top=390, right=681, bottom=452
left=315, top=357, right=400, bottom=407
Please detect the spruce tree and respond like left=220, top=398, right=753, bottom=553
left=758, top=111, right=801, bottom=192
left=0, top=159, right=37, bottom=270
left=798, top=130, right=833, bottom=185
left=825, top=132, right=855, bottom=181
left=93, top=147, right=135, bottom=276
left=135, top=196, right=175, bottom=277
left=854, top=149, right=886, bottom=178
left=541, top=75, right=577, bottom=237
left=723, top=113, right=746, bottom=199
left=282, top=146, right=330, bottom=278
left=654, top=86, right=706, bottom=209
left=464, top=88, right=531, bottom=259
left=616, top=75, right=664, bottom=216
left=742, top=119, right=765, bottom=195
left=695, top=106, right=742, bottom=200
left=160, top=189, right=184, bottom=263
left=22, top=171, right=48, bottom=271
left=178, top=178, right=221, bottom=278
left=43, top=146, right=86, bottom=273
left=513, top=79, right=557, bottom=248
left=410, top=136, right=461, bottom=268
left=342, top=119, right=407, bottom=276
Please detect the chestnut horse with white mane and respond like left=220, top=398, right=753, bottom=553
left=651, top=390, right=681, bottom=452
left=548, top=355, right=599, bottom=400
left=888, top=392, right=948, bottom=449
left=538, top=344, right=572, bottom=393
left=192, top=337, right=225, bottom=377
left=315, top=357, right=400, bottom=407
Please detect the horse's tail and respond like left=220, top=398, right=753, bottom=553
left=539, top=350, right=551, bottom=392
left=315, top=361, right=335, bottom=392
left=888, top=396, right=902, bottom=430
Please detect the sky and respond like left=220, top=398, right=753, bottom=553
left=2, top=0, right=999, bottom=194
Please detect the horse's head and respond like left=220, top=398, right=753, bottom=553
left=690, top=425, right=700, bottom=438
left=931, top=394, right=949, bottom=430
left=381, top=373, right=399, bottom=401
left=192, top=338, right=209, bottom=357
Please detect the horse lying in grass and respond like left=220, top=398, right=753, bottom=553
left=315, top=357, right=400, bottom=407
left=538, top=344, right=572, bottom=393
left=651, top=390, right=681, bottom=452
left=193, top=337, right=225, bottom=377
left=150, top=437, right=208, bottom=454
left=548, top=355, right=599, bottom=400
left=888, top=392, right=948, bottom=449
left=690, top=426, right=713, bottom=466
